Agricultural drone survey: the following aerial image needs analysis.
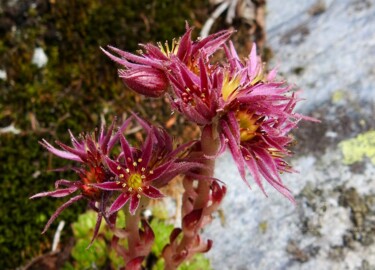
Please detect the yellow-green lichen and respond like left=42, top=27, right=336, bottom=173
left=339, top=131, right=375, bottom=165
left=331, top=90, right=346, bottom=104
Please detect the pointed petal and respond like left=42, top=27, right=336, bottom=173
left=221, top=120, right=247, bottom=182
left=42, top=195, right=84, bottom=234
left=139, top=128, right=154, bottom=168
left=87, top=212, right=103, bottom=248
left=30, top=187, right=78, bottom=199
left=120, top=134, right=135, bottom=170
left=177, top=27, right=193, bottom=62
left=143, top=185, right=164, bottom=199
left=100, top=119, right=116, bottom=154
left=54, top=179, right=82, bottom=189
left=105, top=157, right=126, bottom=176
left=55, top=141, right=87, bottom=161
left=108, top=116, right=133, bottom=151
left=249, top=43, right=258, bottom=75
left=39, top=140, right=82, bottom=162
left=129, top=195, right=140, bottom=215
left=242, top=148, right=266, bottom=195
left=146, top=161, right=173, bottom=182
left=109, top=193, right=131, bottom=215
left=107, top=45, right=163, bottom=68
left=91, top=181, right=122, bottom=191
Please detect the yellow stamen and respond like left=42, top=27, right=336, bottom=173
left=236, top=111, right=261, bottom=142
left=127, top=173, right=143, bottom=190
left=221, top=73, right=241, bottom=101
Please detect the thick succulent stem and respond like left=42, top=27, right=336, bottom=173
left=125, top=208, right=142, bottom=260
left=163, top=125, right=224, bottom=270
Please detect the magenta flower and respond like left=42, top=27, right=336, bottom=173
left=91, top=118, right=202, bottom=215
left=102, top=45, right=169, bottom=97
left=30, top=118, right=132, bottom=241
left=101, top=24, right=232, bottom=97
left=101, top=25, right=316, bottom=202
left=167, top=41, right=314, bottom=202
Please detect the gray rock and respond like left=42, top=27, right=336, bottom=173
left=205, top=0, right=375, bottom=269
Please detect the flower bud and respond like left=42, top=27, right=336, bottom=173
left=119, top=67, right=168, bottom=97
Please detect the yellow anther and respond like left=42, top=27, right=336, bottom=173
left=116, top=181, right=120, bottom=185
left=122, top=183, right=127, bottom=188
left=138, top=158, right=143, bottom=163
left=221, top=73, right=241, bottom=101
left=128, top=187, right=133, bottom=192
left=138, top=187, right=143, bottom=192
left=133, top=162, right=137, bottom=167
left=117, top=166, right=121, bottom=170
left=119, top=174, right=124, bottom=178
left=126, top=168, right=130, bottom=173
left=137, top=194, right=141, bottom=199
left=141, top=167, right=146, bottom=172
left=149, top=170, right=154, bottom=174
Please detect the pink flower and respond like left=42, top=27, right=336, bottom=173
left=101, top=24, right=232, bottom=97
left=167, top=41, right=315, bottom=201
left=30, top=118, right=132, bottom=243
left=91, top=117, right=202, bottom=215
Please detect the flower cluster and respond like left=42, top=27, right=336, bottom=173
left=103, top=24, right=311, bottom=202
left=32, top=24, right=315, bottom=270
left=31, top=116, right=200, bottom=243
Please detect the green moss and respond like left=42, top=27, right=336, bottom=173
left=0, top=134, right=86, bottom=269
left=0, top=0, right=210, bottom=268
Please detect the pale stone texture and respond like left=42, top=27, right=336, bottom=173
left=32, top=47, right=48, bottom=68
left=205, top=1, right=375, bottom=269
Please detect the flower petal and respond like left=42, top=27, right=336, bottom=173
left=88, top=212, right=103, bottom=248
left=143, top=186, right=164, bottom=199
left=129, top=195, right=140, bottom=215
left=91, top=181, right=122, bottom=191
left=30, top=187, right=78, bottom=199
left=105, top=157, right=126, bottom=176
left=120, top=134, right=135, bottom=170
left=108, top=116, right=133, bottom=152
left=39, top=140, right=82, bottom=162
left=42, top=195, right=84, bottom=234
left=109, top=193, right=131, bottom=215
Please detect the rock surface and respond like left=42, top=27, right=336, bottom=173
left=205, top=0, right=375, bottom=269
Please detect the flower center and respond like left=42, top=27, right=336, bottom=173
left=82, top=166, right=105, bottom=184
left=158, top=39, right=179, bottom=57
left=128, top=173, right=143, bottom=190
left=236, top=111, right=261, bottom=142
left=81, top=166, right=105, bottom=199
left=222, top=73, right=241, bottom=101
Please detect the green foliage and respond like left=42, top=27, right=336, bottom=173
left=62, top=210, right=125, bottom=270
left=151, top=218, right=175, bottom=258
left=62, top=208, right=211, bottom=270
